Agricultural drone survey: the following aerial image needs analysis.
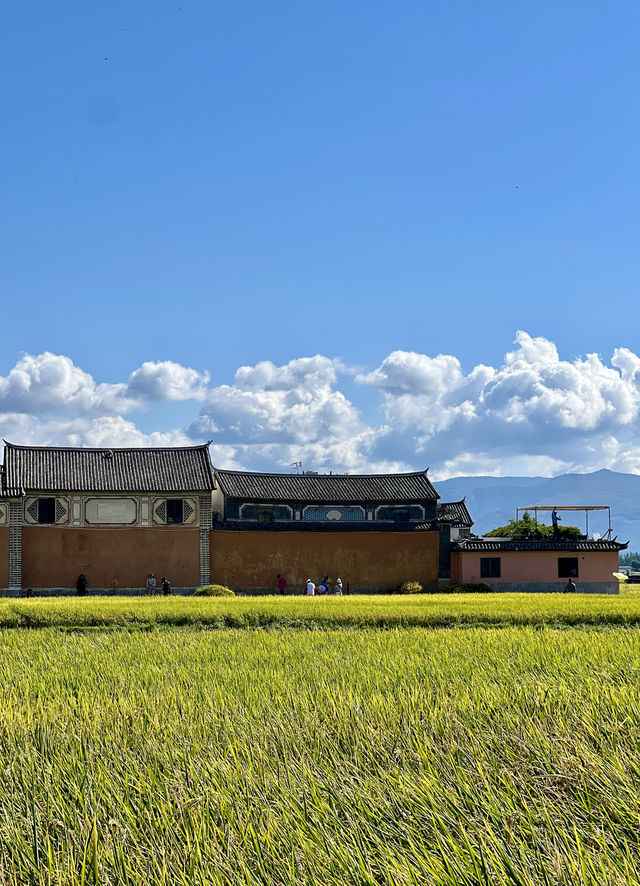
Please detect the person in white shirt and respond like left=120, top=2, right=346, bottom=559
left=145, top=572, right=156, bottom=595
left=306, top=578, right=315, bottom=596
left=335, top=578, right=343, bottom=595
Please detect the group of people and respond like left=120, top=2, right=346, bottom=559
left=276, top=574, right=344, bottom=595
left=306, top=575, right=343, bottom=595
left=145, top=573, right=172, bottom=595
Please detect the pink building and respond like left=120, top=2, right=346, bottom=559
left=451, top=537, right=626, bottom=594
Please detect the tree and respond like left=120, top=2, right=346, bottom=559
left=486, top=511, right=581, bottom=540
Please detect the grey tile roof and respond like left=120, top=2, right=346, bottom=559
left=214, top=469, right=439, bottom=503
left=451, top=537, right=628, bottom=552
left=438, top=499, right=473, bottom=527
left=3, top=442, right=215, bottom=493
left=212, top=520, right=439, bottom=532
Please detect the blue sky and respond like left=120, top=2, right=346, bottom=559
left=3, top=2, right=640, bottom=476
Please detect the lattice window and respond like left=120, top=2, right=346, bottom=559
left=154, top=500, right=167, bottom=523
left=0, top=505, right=6, bottom=524
left=26, top=500, right=39, bottom=522
left=183, top=500, right=194, bottom=522
left=55, top=500, right=67, bottom=522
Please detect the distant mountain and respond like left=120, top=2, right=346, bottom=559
left=435, top=469, right=640, bottom=550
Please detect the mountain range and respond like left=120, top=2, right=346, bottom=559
left=436, top=469, right=640, bottom=551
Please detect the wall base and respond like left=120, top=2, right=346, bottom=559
left=486, top=581, right=619, bottom=595
left=0, top=587, right=198, bottom=598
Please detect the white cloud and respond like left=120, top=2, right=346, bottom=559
left=4, top=334, right=640, bottom=478
left=0, top=352, right=135, bottom=415
left=127, top=361, right=210, bottom=401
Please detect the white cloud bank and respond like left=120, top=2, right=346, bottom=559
left=4, top=333, right=640, bottom=478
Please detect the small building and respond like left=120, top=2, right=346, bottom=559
left=450, top=536, right=627, bottom=594
left=0, top=441, right=215, bottom=593
left=436, top=499, right=474, bottom=581
left=210, top=468, right=441, bottom=592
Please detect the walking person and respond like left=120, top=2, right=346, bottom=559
left=306, top=578, right=316, bottom=596
left=76, top=573, right=88, bottom=596
left=161, top=577, right=172, bottom=596
left=277, top=574, right=287, bottom=595
left=145, top=572, right=156, bottom=595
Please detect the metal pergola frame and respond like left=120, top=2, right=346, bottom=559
left=515, top=505, right=612, bottom=539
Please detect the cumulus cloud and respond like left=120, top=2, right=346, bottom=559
left=127, top=361, right=210, bottom=401
left=0, top=352, right=211, bottom=416
left=5, top=334, right=640, bottom=478
left=189, top=355, right=386, bottom=472
left=0, top=352, right=135, bottom=415
left=358, top=331, right=640, bottom=476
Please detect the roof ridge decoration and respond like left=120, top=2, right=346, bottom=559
left=215, top=467, right=431, bottom=479
left=3, top=440, right=212, bottom=452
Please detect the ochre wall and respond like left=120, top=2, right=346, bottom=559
left=0, top=528, right=8, bottom=588
left=451, top=550, right=620, bottom=585
left=210, top=530, right=439, bottom=592
left=22, top=527, right=200, bottom=589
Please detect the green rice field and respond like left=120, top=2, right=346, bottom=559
left=1, top=594, right=640, bottom=884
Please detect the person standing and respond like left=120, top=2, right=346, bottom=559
left=277, top=574, right=287, bottom=595
left=145, top=573, right=156, bottom=595
left=335, top=578, right=343, bottom=595
left=306, top=578, right=316, bottom=596
left=162, top=577, right=171, bottom=596
left=76, top=574, right=88, bottom=596
left=551, top=508, right=561, bottom=538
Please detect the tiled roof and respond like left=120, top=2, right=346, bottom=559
left=212, top=520, right=439, bottom=532
left=214, top=469, right=439, bottom=503
left=452, top=537, right=628, bottom=552
left=438, top=499, right=473, bottom=527
left=3, top=442, right=215, bottom=493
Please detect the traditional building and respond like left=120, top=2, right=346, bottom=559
left=450, top=536, right=627, bottom=594
left=0, top=442, right=215, bottom=593
left=210, top=468, right=441, bottom=592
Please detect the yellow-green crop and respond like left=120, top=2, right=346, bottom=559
left=1, top=620, right=640, bottom=883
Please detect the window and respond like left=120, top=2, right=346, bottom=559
left=38, top=498, right=56, bottom=524
left=258, top=507, right=274, bottom=524
left=376, top=506, right=424, bottom=522
left=480, top=557, right=501, bottom=578
left=166, top=499, right=184, bottom=524
left=558, top=557, right=579, bottom=578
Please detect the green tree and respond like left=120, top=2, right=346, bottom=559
left=486, top=511, right=581, bottom=540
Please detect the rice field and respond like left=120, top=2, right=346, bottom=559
left=0, top=589, right=639, bottom=630
left=0, top=610, right=639, bottom=885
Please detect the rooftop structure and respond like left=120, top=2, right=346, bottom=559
left=437, top=499, right=473, bottom=528
left=214, top=468, right=439, bottom=503
left=452, top=537, right=627, bottom=553
left=2, top=441, right=215, bottom=494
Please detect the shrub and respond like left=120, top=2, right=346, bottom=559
left=193, top=584, right=235, bottom=597
left=398, top=581, right=423, bottom=594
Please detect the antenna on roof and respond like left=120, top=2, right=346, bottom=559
left=290, top=461, right=303, bottom=474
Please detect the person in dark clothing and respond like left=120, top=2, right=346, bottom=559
left=277, top=574, right=287, bottom=595
left=565, top=578, right=577, bottom=593
left=161, top=577, right=171, bottom=596
left=552, top=508, right=561, bottom=538
left=76, top=574, right=88, bottom=596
